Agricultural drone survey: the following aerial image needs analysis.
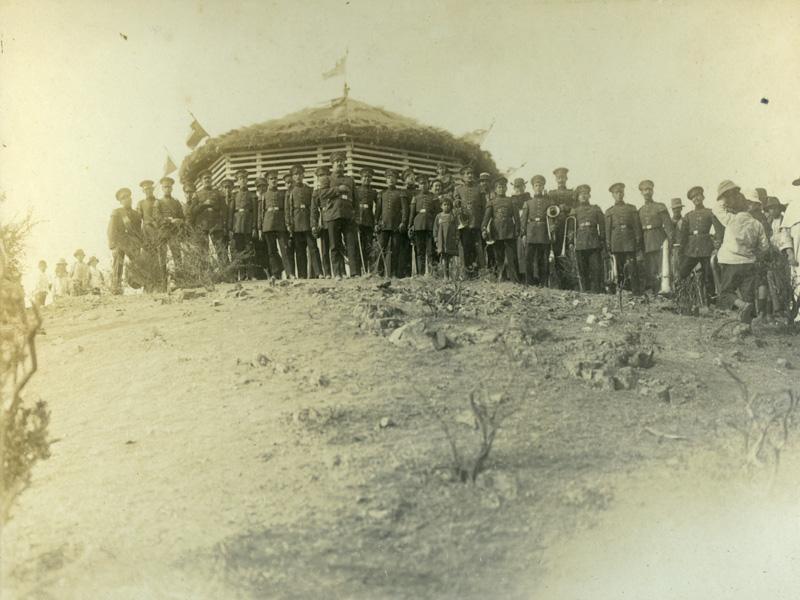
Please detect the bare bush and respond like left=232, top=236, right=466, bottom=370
left=1, top=215, right=50, bottom=523
left=435, top=389, right=514, bottom=483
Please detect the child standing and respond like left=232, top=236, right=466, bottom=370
left=87, top=256, right=104, bottom=294
left=33, top=260, right=51, bottom=307
left=70, top=248, right=90, bottom=295
left=433, top=197, right=459, bottom=279
left=53, top=258, right=71, bottom=298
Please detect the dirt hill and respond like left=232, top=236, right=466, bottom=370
left=2, top=278, right=800, bottom=599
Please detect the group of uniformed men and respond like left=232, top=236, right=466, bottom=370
left=107, top=151, right=796, bottom=317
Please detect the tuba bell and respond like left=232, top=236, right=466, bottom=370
left=546, top=204, right=561, bottom=220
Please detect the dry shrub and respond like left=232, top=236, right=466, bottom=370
left=0, top=214, right=50, bottom=523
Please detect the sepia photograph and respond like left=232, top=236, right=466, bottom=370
left=1, top=0, right=800, bottom=598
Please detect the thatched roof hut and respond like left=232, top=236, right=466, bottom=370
left=180, top=96, right=497, bottom=189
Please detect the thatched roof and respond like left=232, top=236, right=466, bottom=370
left=180, top=96, right=497, bottom=182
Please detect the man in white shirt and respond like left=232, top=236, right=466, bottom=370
left=713, top=181, right=769, bottom=323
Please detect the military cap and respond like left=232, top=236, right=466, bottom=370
left=115, top=187, right=132, bottom=200
left=88, top=256, right=99, bottom=265
left=384, top=168, right=398, bottom=178
left=575, top=184, right=591, bottom=195
left=360, top=166, right=374, bottom=176
left=460, top=164, right=475, bottom=174
left=553, top=167, right=569, bottom=177
left=513, top=178, right=525, bottom=188
left=255, top=176, right=267, bottom=187
left=329, top=151, right=346, bottom=163
left=531, top=175, right=546, bottom=185
left=315, top=165, right=330, bottom=176
left=56, top=258, right=67, bottom=266
left=609, top=182, right=625, bottom=193
left=670, top=197, right=684, bottom=209
left=139, top=179, right=154, bottom=189
left=160, top=176, right=175, bottom=186
left=638, top=179, right=654, bottom=191
left=479, top=172, right=492, bottom=181
left=494, top=176, right=508, bottom=186
left=221, top=178, right=235, bottom=188
left=263, top=169, right=278, bottom=178
left=290, top=163, right=305, bottom=174
left=687, top=186, right=704, bottom=200
left=234, top=169, right=248, bottom=179
left=74, top=248, right=85, bottom=258
left=402, top=167, right=416, bottom=177
left=717, top=180, right=740, bottom=200
left=765, top=196, right=785, bottom=210
left=793, top=177, right=800, bottom=187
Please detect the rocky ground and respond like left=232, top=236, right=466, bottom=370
left=2, top=276, right=800, bottom=599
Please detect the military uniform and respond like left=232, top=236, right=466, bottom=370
left=571, top=194, right=606, bottom=293
left=375, top=181, right=408, bottom=278
left=410, top=190, right=440, bottom=275
left=108, top=188, right=143, bottom=294
left=329, top=170, right=360, bottom=277
left=156, top=177, right=186, bottom=274
left=482, top=186, right=520, bottom=282
left=452, top=178, right=485, bottom=276
left=605, top=186, right=642, bottom=293
left=547, top=184, right=578, bottom=289
left=258, top=184, right=294, bottom=278
left=520, top=188, right=557, bottom=286
left=286, top=179, right=322, bottom=278
left=310, top=181, right=332, bottom=278
left=354, top=178, right=378, bottom=274
left=678, top=189, right=723, bottom=297
left=638, top=199, right=674, bottom=292
left=188, top=184, right=228, bottom=265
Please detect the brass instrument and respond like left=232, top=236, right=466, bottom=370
left=562, top=215, right=583, bottom=291
left=659, top=238, right=672, bottom=294
left=561, top=215, right=576, bottom=257
left=545, top=204, right=561, bottom=288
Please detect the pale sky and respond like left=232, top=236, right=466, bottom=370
left=2, top=0, right=799, bottom=287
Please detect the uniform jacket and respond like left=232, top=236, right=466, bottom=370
left=375, top=188, right=408, bottom=231
left=190, top=189, right=227, bottom=233
left=548, top=188, right=578, bottom=212
left=571, top=204, right=606, bottom=251
left=482, top=195, right=520, bottom=241
left=328, top=173, right=356, bottom=221
left=229, top=188, right=256, bottom=234
left=679, top=207, right=723, bottom=257
left=285, top=184, right=314, bottom=232
left=433, top=212, right=459, bottom=255
left=605, top=202, right=643, bottom=253
left=452, top=182, right=485, bottom=229
left=520, top=194, right=558, bottom=244
left=259, top=189, right=287, bottom=232
left=511, top=192, right=531, bottom=212
left=137, top=197, right=161, bottom=233
left=638, top=201, right=674, bottom=253
left=157, top=196, right=185, bottom=237
left=410, top=191, right=440, bottom=231
left=108, top=206, right=143, bottom=252
left=355, top=185, right=378, bottom=227
left=310, top=188, right=336, bottom=228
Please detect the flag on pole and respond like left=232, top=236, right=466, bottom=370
left=503, top=161, right=528, bottom=178
left=322, top=51, right=348, bottom=80
left=460, top=120, right=495, bottom=146
left=163, top=154, right=178, bottom=177
left=186, top=115, right=209, bottom=150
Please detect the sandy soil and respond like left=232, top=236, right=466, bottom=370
left=2, top=277, right=799, bottom=599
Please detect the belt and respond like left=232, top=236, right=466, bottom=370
left=533, top=218, right=542, bottom=222
left=644, top=225, right=654, bottom=230
left=360, top=203, right=370, bottom=208
left=235, top=209, right=247, bottom=213
left=579, top=223, right=594, bottom=228
left=266, top=207, right=280, bottom=212
left=691, top=230, right=706, bottom=235
left=618, top=224, right=628, bottom=229
left=419, top=209, right=427, bottom=214
left=299, top=205, right=307, bottom=209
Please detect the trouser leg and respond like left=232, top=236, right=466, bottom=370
left=503, top=239, right=519, bottom=283
left=414, top=231, right=427, bottom=274
left=460, top=228, right=477, bottom=276
left=111, top=249, right=125, bottom=293
left=327, top=220, right=345, bottom=277
left=345, top=220, right=360, bottom=276
left=275, top=232, right=293, bottom=277
left=293, top=232, right=309, bottom=278
left=318, top=231, right=331, bottom=277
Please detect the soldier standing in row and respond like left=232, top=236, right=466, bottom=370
left=511, top=178, right=530, bottom=282
left=453, top=165, right=485, bottom=278
left=571, top=184, right=606, bottom=293
left=669, top=197, right=685, bottom=283
left=482, top=176, right=520, bottom=282
left=327, top=152, right=359, bottom=277
left=259, top=170, right=294, bottom=280
left=228, top=168, right=256, bottom=281
left=375, top=168, right=408, bottom=278
left=677, top=186, right=723, bottom=301
left=189, top=171, right=229, bottom=267
left=435, top=162, right=455, bottom=195
left=520, top=175, right=554, bottom=286
left=108, top=187, right=143, bottom=294
left=479, top=172, right=495, bottom=269
left=605, top=182, right=642, bottom=294
left=137, top=179, right=164, bottom=291
left=311, top=166, right=332, bottom=278
left=286, top=163, right=322, bottom=279
left=157, top=176, right=185, bottom=277
left=409, top=174, right=439, bottom=275
left=637, top=180, right=673, bottom=294
left=354, top=166, right=377, bottom=274
left=547, top=167, right=577, bottom=288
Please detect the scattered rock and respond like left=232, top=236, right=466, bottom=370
left=479, top=470, right=518, bottom=501
left=388, top=319, right=438, bottom=351
left=273, top=362, right=290, bottom=374
left=433, top=330, right=449, bottom=351
left=613, top=366, right=638, bottom=390
left=654, top=385, right=671, bottom=403
left=367, top=508, right=392, bottom=520
left=731, top=324, right=751, bottom=338
left=379, top=417, right=395, bottom=429
left=254, top=353, right=270, bottom=367
left=211, top=300, right=222, bottom=307
left=238, top=377, right=253, bottom=386
left=685, top=351, right=702, bottom=360
left=729, top=349, right=743, bottom=360
left=77, top=345, right=84, bottom=353
left=627, top=349, right=654, bottom=369
left=454, top=409, right=477, bottom=429
left=776, top=358, right=793, bottom=370
left=324, top=453, right=343, bottom=469
left=586, top=314, right=597, bottom=325
left=318, top=374, right=331, bottom=387
left=179, top=289, right=207, bottom=300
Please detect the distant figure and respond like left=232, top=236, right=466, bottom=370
left=637, top=179, right=673, bottom=294
left=70, top=248, right=90, bottom=295
left=433, top=197, right=459, bottom=279
left=87, top=256, right=104, bottom=294
left=482, top=176, right=520, bottom=283
left=53, top=258, right=71, bottom=298
left=108, top=187, right=143, bottom=294
left=33, top=260, right=51, bottom=306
